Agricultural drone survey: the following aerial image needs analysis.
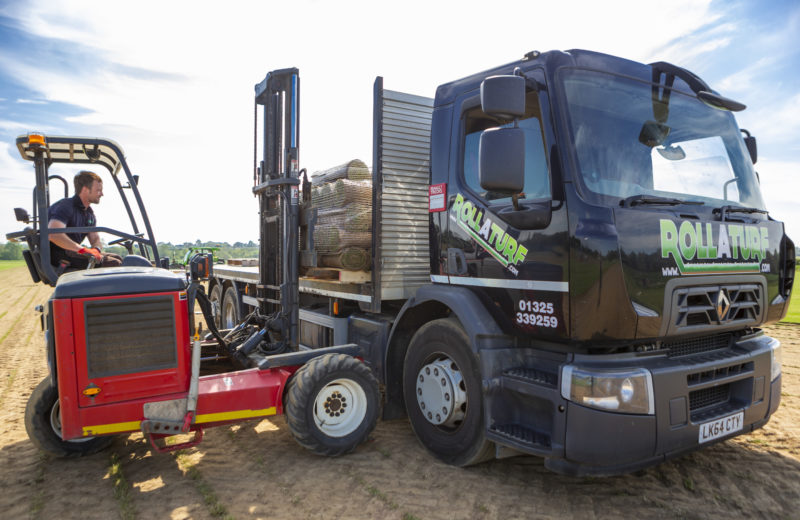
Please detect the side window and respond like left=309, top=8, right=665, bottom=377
left=462, top=91, right=550, bottom=204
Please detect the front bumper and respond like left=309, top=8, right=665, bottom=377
left=482, top=333, right=780, bottom=476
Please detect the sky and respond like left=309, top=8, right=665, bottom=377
left=0, top=0, right=798, bottom=246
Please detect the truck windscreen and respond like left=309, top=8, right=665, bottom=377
left=561, top=68, right=766, bottom=210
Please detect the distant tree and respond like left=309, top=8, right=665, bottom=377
left=0, top=241, right=23, bottom=260
left=105, top=245, right=128, bottom=257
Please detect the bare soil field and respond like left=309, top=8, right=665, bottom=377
left=0, top=264, right=798, bottom=520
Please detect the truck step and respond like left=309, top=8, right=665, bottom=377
left=503, top=367, right=558, bottom=388
left=488, top=424, right=551, bottom=452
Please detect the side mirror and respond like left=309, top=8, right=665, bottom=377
left=123, top=175, right=140, bottom=189
left=14, top=207, right=30, bottom=224
left=741, top=129, right=757, bottom=165
left=481, top=75, right=525, bottom=119
left=479, top=127, right=525, bottom=194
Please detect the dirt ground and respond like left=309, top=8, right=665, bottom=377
left=0, top=265, right=798, bottom=520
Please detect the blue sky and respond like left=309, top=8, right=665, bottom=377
left=1, top=0, right=798, bottom=245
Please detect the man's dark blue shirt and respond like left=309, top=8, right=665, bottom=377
left=48, top=195, right=96, bottom=265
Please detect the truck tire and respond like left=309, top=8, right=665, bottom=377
left=403, top=317, right=494, bottom=466
left=221, top=286, right=240, bottom=328
left=24, top=377, right=113, bottom=457
left=209, top=283, right=223, bottom=328
left=285, top=353, right=380, bottom=456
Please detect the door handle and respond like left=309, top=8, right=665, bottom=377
left=447, top=248, right=468, bottom=275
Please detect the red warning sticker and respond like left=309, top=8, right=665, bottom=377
left=429, top=183, right=446, bottom=212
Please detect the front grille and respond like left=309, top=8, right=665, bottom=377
left=665, top=334, right=732, bottom=358
left=85, top=296, right=177, bottom=378
left=686, top=361, right=754, bottom=386
left=672, top=283, right=762, bottom=331
left=689, top=384, right=730, bottom=411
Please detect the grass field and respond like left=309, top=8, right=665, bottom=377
left=0, top=260, right=25, bottom=272
left=784, top=269, right=800, bottom=323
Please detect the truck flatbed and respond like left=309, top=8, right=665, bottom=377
left=214, top=264, right=372, bottom=303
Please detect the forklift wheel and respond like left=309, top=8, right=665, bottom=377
left=285, top=354, right=380, bottom=456
left=25, top=377, right=113, bottom=457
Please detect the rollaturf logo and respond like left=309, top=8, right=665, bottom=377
left=451, top=193, right=528, bottom=275
left=660, top=219, right=769, bottom=276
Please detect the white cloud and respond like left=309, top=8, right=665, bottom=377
left=0, top=119, right=58, bottom=134
left=658, top=35, right=732, bottom=65
left=0, top=142, right=38, bottom=243
left=0, top=142, right=30, bottom=185
left=755, top=158, right=800, bottom=240
left=716, top=57, right=777, bottom=94
left=16, top=98, right=48, bottom=105
left=736, top=92, right=800, bottom=156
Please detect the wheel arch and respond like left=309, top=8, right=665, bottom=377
left=383, top=284, right=504, bottom=420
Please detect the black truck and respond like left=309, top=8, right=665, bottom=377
left=209, top=49, right=793, bottom=475
left=11, top=48, right=793, bottom=476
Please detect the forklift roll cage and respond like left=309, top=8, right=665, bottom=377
left=6, top=134, right=161, bottom=285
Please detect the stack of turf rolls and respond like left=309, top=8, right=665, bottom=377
left=310, top=160, right=372, bottom=271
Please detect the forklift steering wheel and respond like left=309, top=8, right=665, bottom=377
left=108, top=237, right=134, bottom=253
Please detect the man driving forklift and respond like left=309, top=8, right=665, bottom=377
left=48, top=170, right=123, bottom=272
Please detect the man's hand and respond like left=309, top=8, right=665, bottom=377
left=78, top=247, right=103, bottom=262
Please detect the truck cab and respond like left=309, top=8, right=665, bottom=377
left=409, top=49, right=793, bottom=474
left=430, top=49, right=792, bottom=342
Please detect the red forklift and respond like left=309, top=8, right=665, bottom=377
left=10, top=70, right=381, bottom=457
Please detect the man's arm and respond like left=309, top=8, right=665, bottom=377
left=87, top=231, right=102, bottom=249
left=48, top=219, right=83, bottom=252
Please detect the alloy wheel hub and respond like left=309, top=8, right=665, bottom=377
left=415, top=357, right=466, bottom=427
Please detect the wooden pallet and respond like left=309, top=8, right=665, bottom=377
left=226, top=258, right=258, bottom=266
left=303, top=267, right=370, bottom=283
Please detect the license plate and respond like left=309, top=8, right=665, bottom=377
left=698, top=411, right=744, bottom=444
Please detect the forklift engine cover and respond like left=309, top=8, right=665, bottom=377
left=53, top=267, right=186, bottom=299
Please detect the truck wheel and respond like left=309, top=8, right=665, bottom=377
left=24, top=377, right=113, bottom=457
left=285, top=353, right=380, bottom=456
left=403, top=317, right=494, bottom=466
left=221, top=286, right=239, bottom=328
left=209, top=283, right=223, bottom=328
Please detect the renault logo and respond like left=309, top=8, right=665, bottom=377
left=716, top=289, right=731, bottom=321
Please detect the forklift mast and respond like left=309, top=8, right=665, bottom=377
left=253, top=68, right=300, bottom=350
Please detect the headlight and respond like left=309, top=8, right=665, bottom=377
left=561, top=366, right=654, bottom=415
left=771, top=341, right=782, bottom=382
